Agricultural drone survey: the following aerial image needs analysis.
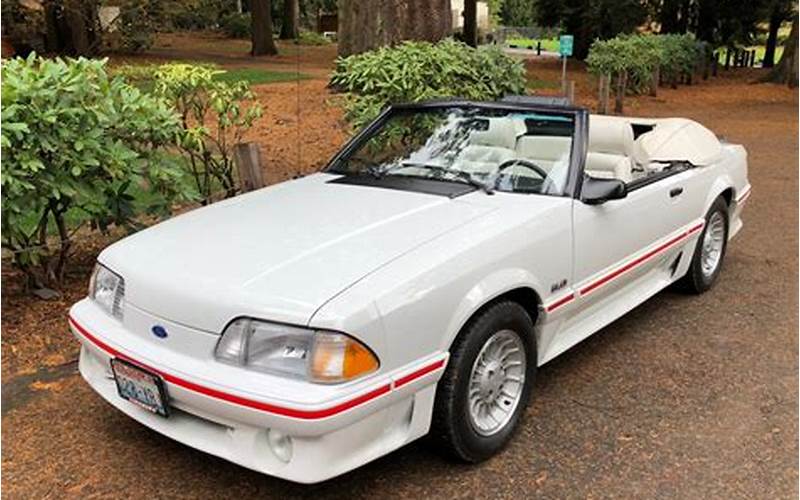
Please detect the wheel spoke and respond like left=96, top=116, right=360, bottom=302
left=466, top=330, right=527, bottom=437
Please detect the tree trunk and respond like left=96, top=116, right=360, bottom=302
left=695, top=0, right=717, bottom=42
left=43, top=1, right=64, bottom=53
left=764, top=14, right=799, bottom=87
left=614, top=71, right=627, bottom=114
left=463, top=0, right=477, bottom=47
left=251, top=0, right=278, bottom=55
left=597, top=74, right=610, bottom=114
left=62, top=1, right=91, bottom=55
left=763, top=6, right=784, bottom=68
left=42, top=0, right=99, bottom=56
left=649, top=66, right=659, bottom=96
left=279, top=0, right=299, bottom=39
left=659, top=0, right=681, bottom=34
left=338, top=0, right=452, bottom=57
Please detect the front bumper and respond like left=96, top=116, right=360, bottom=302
left=69, top=299, right=447, bottom=483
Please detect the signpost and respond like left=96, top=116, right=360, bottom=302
left=559, top=35, right=574, bottom=101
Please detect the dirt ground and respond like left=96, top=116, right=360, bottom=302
left=2, top=35, right=797, bottom=498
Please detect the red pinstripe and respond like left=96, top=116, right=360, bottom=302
left=544, top=221, right=705, bottom=311
left=69, top=316, right=442, bottom=420
left=579, top=222, right=704, bottom=296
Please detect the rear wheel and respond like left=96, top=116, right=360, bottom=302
left=678, top=196, right=729, bottom=293
left=429, top=301, right=536, bottom=462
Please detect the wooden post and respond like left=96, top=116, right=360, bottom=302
left=536, top=40, right=541, bottom=55
left=724, top=48, right=732, bottom=69
left=597, top=74, right=610, bottom=114
left=649, top=66, right=659, bottom=97
left=234, top=143, right=265, bottom=192
left=614, top=71, right=627, bottom=115
left=750, top=49, right=756, bottom=67
left=565, top=80, right=575, bottom=104
left=712, top=54, right=718, bottom=76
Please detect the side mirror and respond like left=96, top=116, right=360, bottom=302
left=582, top=177, right=627, bottom=205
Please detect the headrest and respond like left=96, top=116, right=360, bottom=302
left=585, top=151, right=633, bottom=183
left=469, top=118, right=520, bottom=150
left=588, top=115, right=634, bottom=156
left=516, top=136, right=572, bottom=161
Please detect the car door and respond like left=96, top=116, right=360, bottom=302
left=565, top=171, right=695, bottom=334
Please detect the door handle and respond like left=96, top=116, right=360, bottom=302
left=670, top=187, right=684, bottom=198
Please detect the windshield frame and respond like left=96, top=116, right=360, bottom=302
left=323, top=100, right=589, bottom=198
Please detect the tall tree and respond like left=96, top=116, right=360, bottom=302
left=535, top=0, right=645, bottom=59
left=500, top=0, right=535, bottom=27
left=338, top=0, right=452, bottom=57
left=42, top=0, right=101, bottom=56
left=764, top=13, right=798, bottom=86
left=463, top=0, right=478, bottom=47
left=280, top=0, right=299, bottom=39
left=252, top=0, right=278, bottom=55
left=763, top=0, right=792, bottom=67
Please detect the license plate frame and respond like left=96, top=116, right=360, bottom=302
left=110, top=358, right=170, bottom=417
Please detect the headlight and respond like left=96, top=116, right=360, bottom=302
left=89, top=263, right=125, bottom=320
left=214, top=318, right=379, bottom=383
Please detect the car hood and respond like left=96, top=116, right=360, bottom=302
left=100, top=174, right=495, bottom=333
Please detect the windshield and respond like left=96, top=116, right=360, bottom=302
left=329, top=106, right=575, bottom=195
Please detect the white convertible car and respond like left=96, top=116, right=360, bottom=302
left=69, top=98, right=750, bottom=483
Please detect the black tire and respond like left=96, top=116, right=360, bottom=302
left=429, top=301, right=536, bottom=462
left=677, top=196, right=729, bottom=294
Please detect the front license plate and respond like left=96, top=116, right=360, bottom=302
left=110, top=359, right=169, bottom=417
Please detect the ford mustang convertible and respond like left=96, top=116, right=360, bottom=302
left=69, top=98, right=750, bottom=483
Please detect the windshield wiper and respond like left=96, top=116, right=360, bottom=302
left=371, top=162, right=494, bottom=194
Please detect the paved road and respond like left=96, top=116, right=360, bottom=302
left=2, top=81, right=797, bottom=498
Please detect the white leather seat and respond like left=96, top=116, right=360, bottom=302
left=515, top=135, right=572, bottom=172
left=458, top=118, right=520, bottom=175
left=586, top=115, right=635, bottom=183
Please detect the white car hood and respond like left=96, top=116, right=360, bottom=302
left=100, top=174, right=494, bottom=332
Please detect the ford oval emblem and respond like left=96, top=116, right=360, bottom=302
left=151, top=325, right=168, bottom=339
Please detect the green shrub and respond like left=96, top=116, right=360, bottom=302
left=586, top=34, right=664, bottom=94
left=220, top=12, right=251, bottom=39
left=586, top=33, right=701, bottom=94
left=659, top=33, right=701, bottom=84
left=298, top=30, right=331, bottom=45
left=163, top=0, right=233, bottom=30
left=1, top=54, right=188, bottom=288
left=330, top=39, right=526, bottom=129
left=149, top=63, right=263, bottom=204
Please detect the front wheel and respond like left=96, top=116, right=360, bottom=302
left=429, top=301, right=536, bottom=462
left=678, top=196, right=729, bottom=293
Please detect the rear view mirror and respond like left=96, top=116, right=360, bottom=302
left=582, top=177, right=627, bottom=205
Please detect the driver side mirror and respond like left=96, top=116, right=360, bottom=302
left=582, top=177, right=627, bottom=205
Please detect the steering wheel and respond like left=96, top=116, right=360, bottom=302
left=495, top=158, right=549, bottom=179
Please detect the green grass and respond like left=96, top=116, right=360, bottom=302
left=507, top=37, right=560, bottom=53
left=212, top=67, right=309, bottom=85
